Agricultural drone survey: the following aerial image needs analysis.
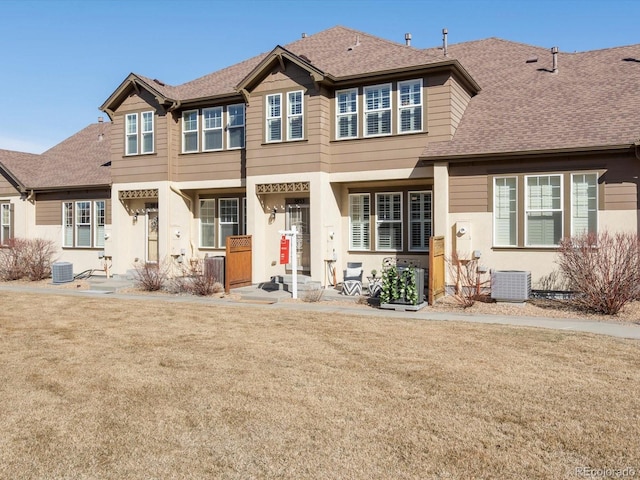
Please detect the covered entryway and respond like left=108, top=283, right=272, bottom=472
left=286, top=200, right=310, bottom=274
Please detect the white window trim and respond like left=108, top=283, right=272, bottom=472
left=397, top=79, right=423, bottom=134
left=94, top=201, right=106, bottom=248
left=62, top=200, right=107, bottom=249
left=375, top=192, right=403, bottom=251
left=182, top=110, right=199, bottom=153
left=364, top=83, right=392, bottom=138
left=571, top=172, right=598, bottom=237
left=125, top=113, right=138, bottom=156
left=1, top=203, right=11, bottom=244
left=218, top=197, right=239, bottom=248
left=408, top=190, right=432, bottom=252
left=336, top=88, right=358, bottom=140
left=141, top=111, right=154, bottom=154
left=525, top=174, right=563, bottom=247
left=349, top=193, right=370, bottom=251
left=199, top=198, right=216, bottom=248
left=227, top=104, right=245, bottom=150
left=493, top=176, right=518, bottom=247
left=266, top=94, right=282, bottom=143
left=63, top=202, right=73, bottom=247
left=75, top=201, right=92, bottom=248
left=202, top=107, right=223, bottom=152
left=287, top=90, right=304, bottom=141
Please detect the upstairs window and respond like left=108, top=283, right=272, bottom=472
left=227, top=104, right=245, bottom=149
left=349, top=194, right=370, bottom=250
left=182, top=110, right=198, bottom=153
left=376, top=192, right=402, bottom=250
left=125, top=113, right=138, bottom=155
left=266, top=94, right=282, bottom=142
left=398, top=79, right=422, bottom=133
left=125, top=111, right=154, bottom=155
left=141, top=112, right=154, bottom=153
left=287, top=91, right=303, bottom=140
left=336, top=88, right=358, bottom=139
left=364, top=84, right=391, bottom=137
left=1, top=203, right=11, bottom=245
left=203, top=107, right=223, bottom=151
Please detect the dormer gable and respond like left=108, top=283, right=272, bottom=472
left=100, top=73, right=180, bottom=119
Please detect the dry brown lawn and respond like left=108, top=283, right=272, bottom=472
left=1, top=291, right=639, bottom=479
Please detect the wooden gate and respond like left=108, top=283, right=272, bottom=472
left=225, top=235, right=252, bottom=293
left=428, top=236, right=445, bottom=305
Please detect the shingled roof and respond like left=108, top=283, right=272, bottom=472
left=421, top=38, right=640, bottom=159
left=0, top=122, right=111, bottom=192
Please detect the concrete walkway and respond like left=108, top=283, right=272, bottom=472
left=0, top=280, right=639, bottom=340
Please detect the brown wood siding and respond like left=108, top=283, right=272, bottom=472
left=0, top=174, right=19, bottom=196
left=425, top=73, right=454, bottom=142
left=604, top=183, right=637, bottom=210
left=36, top=190, right=110, bottom=226
left=110, top=91, right=170, bottom=184
left=450, top=76, right=472, bottom=132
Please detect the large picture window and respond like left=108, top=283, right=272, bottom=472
left=349, top=194, right=370, bottom=250
left=376, top=192, right=402, bottom=250
left=62, top=200, right=107, bottom=248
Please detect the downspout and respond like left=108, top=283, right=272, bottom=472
left=169, top=184, right=195, bottom=258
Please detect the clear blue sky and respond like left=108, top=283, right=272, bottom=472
left=1, top=0, right=638, bottom=154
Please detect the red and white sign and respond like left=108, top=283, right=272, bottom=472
left=279, top=235, right=290, bottom=264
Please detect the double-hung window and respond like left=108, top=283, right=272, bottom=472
left=203, top=107, right=223, bottom=151
left=364, top=84, right=391, bottom=136
left=182, top=110, right=199, bottom=153
left=125, top=113, right=138, bottom=155
left=266, top=94, right=282, bottom=142
left=571, top=173, right=597, bottom=236
left=376, top=192, right=402, bottom=250
left=1, top=203, right=10, bottom=244
left=63, top=202, right=74, bottom=247
left=287, top=91, right=304, bottom=140
left=141, top=112, right=154, bottom=154
left=494, top=177, right=517, bottom=246
left=336, top=88, right=358, bottom=139
left=349, top=194, right=370, bottom=250
left=526, top=175, right=562, bottom=246
left=76, top=201, right=92, bottom=248
left=227, top=104, right=245, bottom=149
left=219, top=198, right=239, bottom=248
left=398, top=79, right=422, bottom=133
left=200, top=199, right=216, bottom=248
left=409, top=191, right=431, bottom=251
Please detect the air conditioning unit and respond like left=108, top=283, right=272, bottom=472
left=52, top=262, right=74, bottom=284
left=491, top=270, right=531, bottom=302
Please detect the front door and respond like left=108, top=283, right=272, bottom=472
left=286, top=202, right=310, bottom=273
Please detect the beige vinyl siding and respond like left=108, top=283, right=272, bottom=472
left=0, top=175, right=19, bottom=196
left=449, top=174, right=488, bottom=213
left=425, top=73, right=454, bottom=142
left=604, top=183, right=637, bottom=210
left=331, top=136, right=427, bottom=174
left=36, top=190, right=111, bottom=226
left=110, top=91, right=170, bottom=184
left=450, top=76, right=472, bottom=132
left=176, top=150, right=244, bottom=182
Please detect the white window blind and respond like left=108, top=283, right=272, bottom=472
left=526, top=175, right=562, bottom=246
left=141, top=111, right=154, bottom=154
left=336, top=89, right=357, bottom=139
left=266, top=94, right=282, bottom=142
left=200, top=199, right=215, bottom=248
left=494, top=177, right=517, bottom=246
left=364, top=84, right=391, bottom=136
left=349, top=194, right=370, bottom=250
left=398, top=80, right=422, bottom=133
left=376, top=193, right=402, bottom=250
left=203, top=107, right=223, bottom=151
left=409, top=191, right=432, bottom=251
left=125, top=113, right=138, bottom=155
left=571, top=173, right=597, bottom=236
left=287, top=91, right=303, bottom=140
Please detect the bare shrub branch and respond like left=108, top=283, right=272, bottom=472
left=447, top=251, right=489, bottom=308
left=0, top=238, right=57, bottom=281
left=133, top=259, right=169, bottom=291
left=556, top=231, right=640, bottom=315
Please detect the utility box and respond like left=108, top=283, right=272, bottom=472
left=52, top=262, right=74, bottom=284
left=454, top=221, right=472, bottom=259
